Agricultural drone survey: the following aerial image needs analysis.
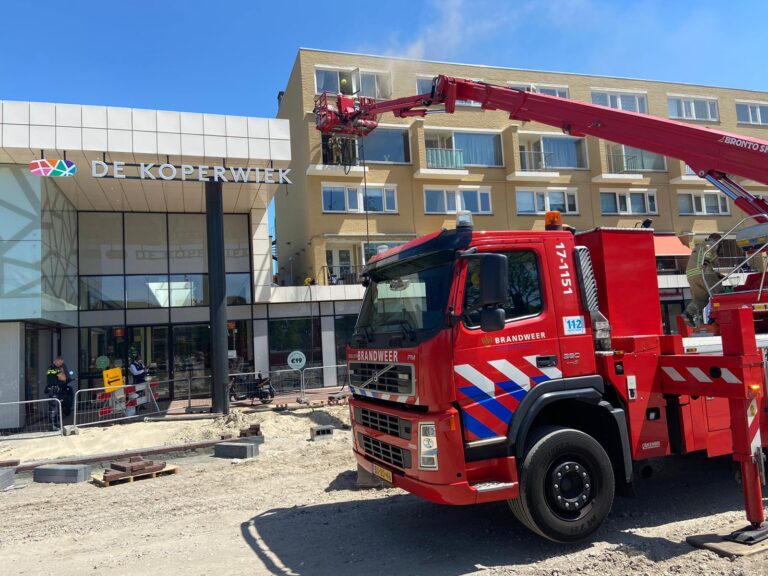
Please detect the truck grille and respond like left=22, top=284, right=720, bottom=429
left=355, top=407, right=412, bottom=440
left=359, top=433, right=412, bottom=469
left=349, top=362, right=414, bottom=396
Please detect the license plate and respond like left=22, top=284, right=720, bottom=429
left=371, top=463, right=393, bottom=484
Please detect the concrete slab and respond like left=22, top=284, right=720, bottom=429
left=33, top=464, right=91, bottom=484
left=214, top=442, right=256, bottom=459
left=0, top=468, right=15, bottom=490
left=687, top=523, right=768, bottom=557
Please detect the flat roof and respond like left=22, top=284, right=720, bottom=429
left=0, top=101, right=291, bottom=213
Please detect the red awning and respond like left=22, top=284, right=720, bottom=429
left=653, top=235, right=692, bottom=256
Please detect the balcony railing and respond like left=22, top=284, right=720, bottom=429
left=320, top=265, right=365, bottom=286
left=607, top=153, right=666, bottom=173
left=518, top=151, right=555, bottom=171
left=426, top=148, right=465, bottom=169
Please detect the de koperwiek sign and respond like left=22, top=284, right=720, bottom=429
left=91, top=160, right=292, bottom=184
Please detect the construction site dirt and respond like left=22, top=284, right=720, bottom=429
left=0, top=406, right=766, bottom=576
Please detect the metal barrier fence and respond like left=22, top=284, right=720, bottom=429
left=0, top=398, right=63, bottom=439
left=73, top=379, right=173, bottom=428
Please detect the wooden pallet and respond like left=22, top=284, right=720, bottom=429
left=91, top=465, right=179, bottom=487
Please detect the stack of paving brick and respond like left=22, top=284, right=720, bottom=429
left=101, top=456, right=166, bottom=483
left=239, top=423, right=261, bottom=438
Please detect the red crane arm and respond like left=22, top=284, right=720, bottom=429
left=314, top=75, right=768, bottom=220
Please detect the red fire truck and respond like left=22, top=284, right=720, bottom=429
left=314, top=76, right=768, bottom=543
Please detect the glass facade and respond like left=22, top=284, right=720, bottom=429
left=267, top=317, right=322, bottom=370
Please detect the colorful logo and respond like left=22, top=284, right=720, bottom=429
left=28, top=159, right=77, bottom=177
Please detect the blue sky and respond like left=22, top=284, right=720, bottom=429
left=2, top=0, right=766, bottom=237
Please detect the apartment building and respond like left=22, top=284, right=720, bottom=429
left=275, top=48, right=768, bottom=331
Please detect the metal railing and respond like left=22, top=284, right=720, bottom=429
left=518, top=151, right=555, bottom=171
left=73, top=379, right=173, bottom=427
left=607, top=153, right=666, bottom=173
left=0, top=398, right=63, bottom=439
left=320, top=265, right=365, bottom=286
left=426, top=148, right=465, bottom=169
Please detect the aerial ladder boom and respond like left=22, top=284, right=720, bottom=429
left=315, top=75, right=768, bottom=221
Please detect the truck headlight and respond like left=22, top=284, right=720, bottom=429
left=419, top=422, right=438, bottom=470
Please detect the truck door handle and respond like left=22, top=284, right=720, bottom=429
left=536, top=355, right=558, bottom=368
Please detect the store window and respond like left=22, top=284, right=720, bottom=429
left=267, top=317, right=322, bottom=370
left=169, top=214, right=207, bottom=273
left=78, top=213, right=124, bottom=275
left=334, top=315, right=358, bottom=362
left=224, top=214, right=250, bottom=273
left=79, top=276, right=124, bottom=310
left=124, top=213, right=167, bottom=274
left=226, top=273, right=252, bottom=305
left=79, top=326, right=128, bottom=384
left=169, top=274, right=209, bottom=307
left=126, top=275, right=170, bottom=308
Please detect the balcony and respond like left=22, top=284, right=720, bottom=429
left=426, top=148, right=465, bottom=169
left=607, top=153, right=666, bottom=173
left=519, top=150, right=554, bottom=171
left=320, top=265, right=365, bottom=286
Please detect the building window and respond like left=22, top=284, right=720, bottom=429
left=463, top=250, right=542, bottom=327
left=453, top=132, right=502, bottom=166
left=322, top=184, right=397, bottom=213
left=362, top=128, right=410, bottom=163
left=678, top=192, right=729, bottom=215
left=519, top=136, right=588, bottom=170
left=668, top=96, right=718, bottom=121
left=510, top=83, right=569, bottom=98
left=79, top=276, right=125, bottom=310
left=322, top=128, right=409, bottom=164
left=315, top=68, right=355, bottom=95
left=736, top=102, right=768, bottom=125
left=516, top=189, right=578, bottom=215
left=419, top=76, right=481, bottom=107
left=359, top=71, right=391, bottom=99
left=600, top=189, right=657, bottom=214
left=591, top=91, right=647, bottom=113
left=315, top=68, right=391, bottom=98
left=424, top=187, right=491, bottom=214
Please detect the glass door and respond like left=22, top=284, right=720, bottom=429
left=172, top=324, right=212, bottom=399
left=127, top=327, right=170, bottom=381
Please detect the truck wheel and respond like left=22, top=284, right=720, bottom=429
left=509, top=426, right=615, bottom=543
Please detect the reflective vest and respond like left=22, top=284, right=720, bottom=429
left=686, top=240, right=719, bottom=278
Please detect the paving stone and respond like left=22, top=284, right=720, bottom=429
left=214, top=442, right=256, bottom=459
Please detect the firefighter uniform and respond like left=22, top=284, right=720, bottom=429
left=684, top=234, right=723, bottom=326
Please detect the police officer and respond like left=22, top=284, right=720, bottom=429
left=45, top=356, right=71, bottom=430
left=684, top=232, right=723, bottom=327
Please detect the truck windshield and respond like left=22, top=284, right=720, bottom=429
left=358, top=251, right=454, bottom=337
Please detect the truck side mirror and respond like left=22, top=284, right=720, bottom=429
left=480, top=308, right=506, bottom=332
left=479, top=253, right=508, bottom=307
